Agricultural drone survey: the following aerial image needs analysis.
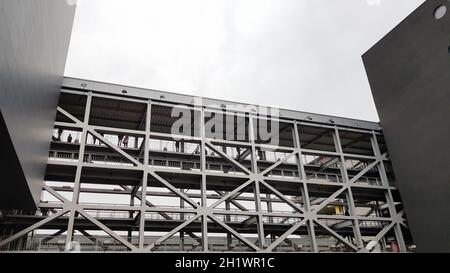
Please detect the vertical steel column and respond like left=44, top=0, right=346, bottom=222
left=266, top=193, right=277, bottom=243
left=128, top=185, right=136, bottom=242
left=266, top=194, right=273, bottom=225
left=199, top=105, right=208, bottom=251
left=293, top=123, right=318, bottom=252
left=225, top=200, right=232, bottom=250
left=371, top=132, right=407, bottom=252
left=65, top=91, right=92, bottom=248
left=248, top=115, right=265, bottom=249
left=333, top=127, right=363, bottom=249
left=139, top=100, right=151, bottom=249
left=180, top=189, right=185, bottom=251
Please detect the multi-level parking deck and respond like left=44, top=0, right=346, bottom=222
left=0, top=78, right=414, bottom=252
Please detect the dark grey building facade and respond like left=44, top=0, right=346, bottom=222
left=363, top=0, right=450, bottom=252
left=0, top=0, right=77, bottom=209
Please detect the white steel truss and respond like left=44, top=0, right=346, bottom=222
left=0, top=86, right=413, bottom=253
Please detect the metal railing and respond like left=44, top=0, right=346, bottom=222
left=47, top=149, right=389, bottom=187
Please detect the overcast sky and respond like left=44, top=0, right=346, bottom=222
left=64, top=0, right=424, bottom=122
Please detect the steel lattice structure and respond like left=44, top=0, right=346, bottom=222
left=0, top=78, right=414, bottom=253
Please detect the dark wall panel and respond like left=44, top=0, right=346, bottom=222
left=363, top=0, right=450, bottom=252
left=0, top=0, right=76, bottom=208
left=0, top=110, right=34, bottom=208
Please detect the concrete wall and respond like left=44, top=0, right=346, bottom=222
left=363, top=0, right=450, bottom=252
left=0, top=0, right=76, bottom=209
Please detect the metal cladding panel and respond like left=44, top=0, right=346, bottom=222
left=0, top=0, right=76, bottom=209
left=363, top=0, right=450, bottom=252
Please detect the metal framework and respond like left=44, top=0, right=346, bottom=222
left=0, top=78, right=414, bottom=253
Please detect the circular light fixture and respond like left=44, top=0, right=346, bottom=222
left=434, top=5, right=447, bottom=20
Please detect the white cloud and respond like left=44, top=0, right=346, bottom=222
left=65, top=0, right=424, bottom=121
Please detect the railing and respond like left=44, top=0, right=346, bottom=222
left=145, top=212, right=197, bottom=221
left=307, top=173, right=342, bottom=183
left=262, top=216, right=303, bottom=225
left=47, top=148, right=390, bottom=187
left=317, top=219, right=386, bottom=229
left=360, top=220, right=385, bottom=229
left=1, top=233, right=413, bottom=252
left=84, top=154, right=138, bottom=166
left=2, top=208, right=66, bottom=217
left=0, top=235, right=131, bottom=252
left=83, top=210, right=131, bottom=219
left=48, top=151, right=79, bottom=163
